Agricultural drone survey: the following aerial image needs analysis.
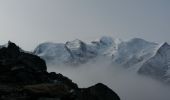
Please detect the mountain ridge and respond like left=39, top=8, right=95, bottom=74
left=0, top=41, right=120, bottom=100
left=33, top=36, right=170, bottom=84
left=34, top=37, right=159, bottom=66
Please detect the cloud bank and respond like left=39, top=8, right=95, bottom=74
left=48, top=59, right=170, bottom=100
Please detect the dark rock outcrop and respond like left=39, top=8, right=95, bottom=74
left=76, top=83, right=120, bottom=100
left=0, top=41, right=120, bottom=100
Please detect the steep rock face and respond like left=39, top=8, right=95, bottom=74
left=138, top=43, right=170, bottom=83
left=0, top=41, right=120, bottom=100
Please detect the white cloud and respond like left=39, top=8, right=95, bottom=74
left=47, top=59, right=170, bottom=100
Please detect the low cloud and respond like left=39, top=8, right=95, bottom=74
left=48, top=59, right=170, bottom=100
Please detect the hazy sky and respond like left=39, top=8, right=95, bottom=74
left=0, top=0, right=169, bottom=50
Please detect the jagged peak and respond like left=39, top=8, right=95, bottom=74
left=98, top=36, right=114, bottom=46
left=160, top=42, right=169, bottom=47
left=0, top=41, right=21, bottom=52
left=65, top=39, right=86, bottom=49
left=91, top=36, right=117, bottom=47
left=7, top=41, right=19, bottom=48
left=158, top=42, right=170, bottom=50
left=156, top=42, right=170, bottom=53
left=147, top=42, right=170, bottom=59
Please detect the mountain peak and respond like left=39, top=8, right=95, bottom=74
left=7, top=41, right=20, bottom=49
left=161, top=42, right=169, bottom=48
left=99, top=36, right=114, bottom=46
left=157, top=42, right=170, bottom=54
left=66, top=39, right=85, bottom=48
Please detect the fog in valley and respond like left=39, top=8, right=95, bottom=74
left=0, top=0, right=169, bottom=100
left=47, top=59, right=170, bottom=100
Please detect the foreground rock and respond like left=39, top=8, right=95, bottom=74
left=0, top=41, right=120, bottom=100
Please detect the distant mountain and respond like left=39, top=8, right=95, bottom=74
left=34, top=39, right=97, bottom=65
left=34, top=36, right=170, bottom=83
left=138, top=42, right=170, bottom=82
left=112, top=38, right=158, bottom=69
left=34, top=42, right=72, bottom=65
left=34, top=37, right=158, bottom=67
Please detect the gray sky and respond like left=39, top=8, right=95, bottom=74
left=0, top=0, right=169, bottom=50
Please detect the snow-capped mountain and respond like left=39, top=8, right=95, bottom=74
left=138, top=42, right=170, bottom=82
left=112, top=38, right=158, bottom=69
left=65, top=39, right=97, bottom=64
left=34, top=42, right=72, bottom=65
left=91, top=36, right=121, bottom=56
left=34, top=39, right=98, bottom=65
left=34, top=37, right=158, bottom=67
left=34, top=36, right=170, bottom=83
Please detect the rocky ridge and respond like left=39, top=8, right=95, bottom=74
left=0, top=41, right=120, bottom=100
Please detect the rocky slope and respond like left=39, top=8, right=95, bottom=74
left=0, top=41, right=120, bottom=100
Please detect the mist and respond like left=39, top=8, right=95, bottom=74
left=47, top=58, right=170, bottom=100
